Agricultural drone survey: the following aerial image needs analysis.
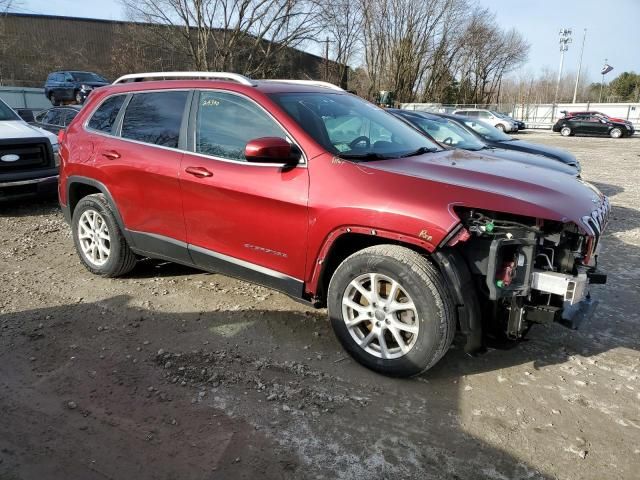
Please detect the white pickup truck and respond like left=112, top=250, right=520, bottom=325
left=0, top=98, right=60, bottom=201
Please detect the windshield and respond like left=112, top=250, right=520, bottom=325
left=461, top=118, right=513, bottom=141
left=403, top=114, right=486, bottom=150
left=269, top=92, right=440, bottom=159
left=71, top=72, right=107, bottom=83
left=0, top=99, right=20, bottom=121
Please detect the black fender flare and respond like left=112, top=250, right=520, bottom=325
left=433, top=249, right=484, bottom=354
left=64, top=175, right=134, bottom=245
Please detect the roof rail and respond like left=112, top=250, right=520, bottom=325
left=260, top=79, right=343, bottom=91
left=112, top=71, right=255, bottom=86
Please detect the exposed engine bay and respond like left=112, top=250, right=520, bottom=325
left=449, top=201, right=610, bottom=343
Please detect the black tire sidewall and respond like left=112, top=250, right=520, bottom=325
left=561, top=127, right=571, bottom=136
left=71, top=196, right=125, bottom=276
left=328, top=253, right=448, bottom=377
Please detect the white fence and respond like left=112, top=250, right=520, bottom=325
left=400, top=102, right=640, bottom=129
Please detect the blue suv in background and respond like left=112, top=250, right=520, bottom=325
left=44, top=71, right=109, bottom=105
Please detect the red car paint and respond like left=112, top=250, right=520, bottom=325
left=568, top=111, right=628, bottom=123
left=58, top=80, right=605, bottom=300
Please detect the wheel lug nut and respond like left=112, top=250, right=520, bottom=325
left=376, top=321, right=381, bottom=327
left=385, top=319, right=390, bottom=325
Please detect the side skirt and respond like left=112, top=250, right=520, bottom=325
left=128, top=230, right=305, bottom=299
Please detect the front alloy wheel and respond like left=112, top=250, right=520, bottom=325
left=610, top=127, right=622, bottom=138
left=560, top=126, right=572, bottom=136
left=342, top=273, right=419, bottom=359
left=327, top=245, right=455, bottom=377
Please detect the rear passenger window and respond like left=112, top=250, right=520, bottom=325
left=195, top=91, right=285, bottom=161
left=88, top=95, right=125, bottom=133
left=121, top=91, right=188, bottom=148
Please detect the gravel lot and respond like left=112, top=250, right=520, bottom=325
left=1, top=131, right=639, bottom=480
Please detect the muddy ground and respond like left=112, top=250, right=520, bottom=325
left=1, top=131, right=639, bottom=480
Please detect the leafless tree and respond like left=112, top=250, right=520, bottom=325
left=0, top=0, right=19, bottom=13
left=120, top=0, right=321, bottom=77
left=317, top=0, right=363, bottom=86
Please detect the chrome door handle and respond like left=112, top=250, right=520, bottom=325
left=185, top=166, right=213, bottom=178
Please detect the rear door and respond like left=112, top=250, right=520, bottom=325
left=180, top=89, right=309, bottom=295
left=92, top=90, right=191, bottom=261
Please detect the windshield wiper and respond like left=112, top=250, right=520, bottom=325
left=337, top=152, right=388, bottom=160
left=399, top=146, right=437, bottom=158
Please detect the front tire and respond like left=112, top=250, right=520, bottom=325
left=496, top=123, right=506, bottom=132
left=327, top=245, right=455, bottom=377
left=560, top=126, right=572, bottom=137
left=610, top=127, right=622, bottom=138
left=71, top=193, right=137, bottom=277
left=49, top=93, right=58, bottom=106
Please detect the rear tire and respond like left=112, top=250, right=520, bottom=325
left=71, top=193, right=137, bottom=277
left=327, top=245, right=455, bottom=377
left=49, top=93, right=58, bottom=106
left=560, top=126, right=572, bottom=137
left=74, top=90, right=83, bottom=104
left=610, top=127, right=622, bottom=138
left=496, top=124, right=506, bottom=132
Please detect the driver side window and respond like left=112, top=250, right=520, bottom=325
left=196, top=91, right=286, bottom=162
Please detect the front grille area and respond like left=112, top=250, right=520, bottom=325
left=581, top=196, right=611, bottom=253
left=0, top=140, right=51, bottom=173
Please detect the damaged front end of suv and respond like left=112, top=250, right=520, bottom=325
left=440, top=196, right=609, bottom=350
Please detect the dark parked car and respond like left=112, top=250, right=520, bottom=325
left=434, top=113, right=581, bottom=171
left=389, top=109, right=578, bottom=176
left=564, top=111, right=634, bottom=128
left=32, top=106, right=81, bottom=134
left=553, top=113, right=634, bottom=138
left=14, top=107, right=43, bottom=123
left=44, top=71, right=109, bottom=106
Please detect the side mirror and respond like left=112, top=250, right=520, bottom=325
left=245, top=137, right=300, bottom=164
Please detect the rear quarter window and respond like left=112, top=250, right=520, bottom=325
left=88, top=95, right=126, bottom=133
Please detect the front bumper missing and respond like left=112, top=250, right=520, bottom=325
left=528, top=269, right=604, bottom=330
left=559, top=296, right=599, bottom=330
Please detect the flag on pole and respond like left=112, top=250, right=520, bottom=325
left=601, top=64, right=613, bottom=75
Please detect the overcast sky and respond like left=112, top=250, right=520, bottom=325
left=11, top=0, right=640, bottom=83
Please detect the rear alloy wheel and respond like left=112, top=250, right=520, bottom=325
left=560, top=126, right=572, bottom=137
left=496, top=123, right=506, bottom=132
left=610, top=127, right=622, bottom=138
left=72, top=193, right=137, bottom=277
left=75, top=91, right=84, bottom=104
left=327, top=245, right=455, bottom=377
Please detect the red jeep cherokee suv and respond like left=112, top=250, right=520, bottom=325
left=58, top=72, right=609, bottom=376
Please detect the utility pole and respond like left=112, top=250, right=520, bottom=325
left=324, top=36, right=329, bottom=81
left=572, top=29, right=586, bottom=103
left=553, top=28, right=572, bottom=106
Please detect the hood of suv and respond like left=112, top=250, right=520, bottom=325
left=79, top=82, right=108, bottom=88
left=364, top=149, right=602, bottom=229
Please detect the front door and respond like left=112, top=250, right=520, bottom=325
left=180, top=90, right=309, bottom=296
